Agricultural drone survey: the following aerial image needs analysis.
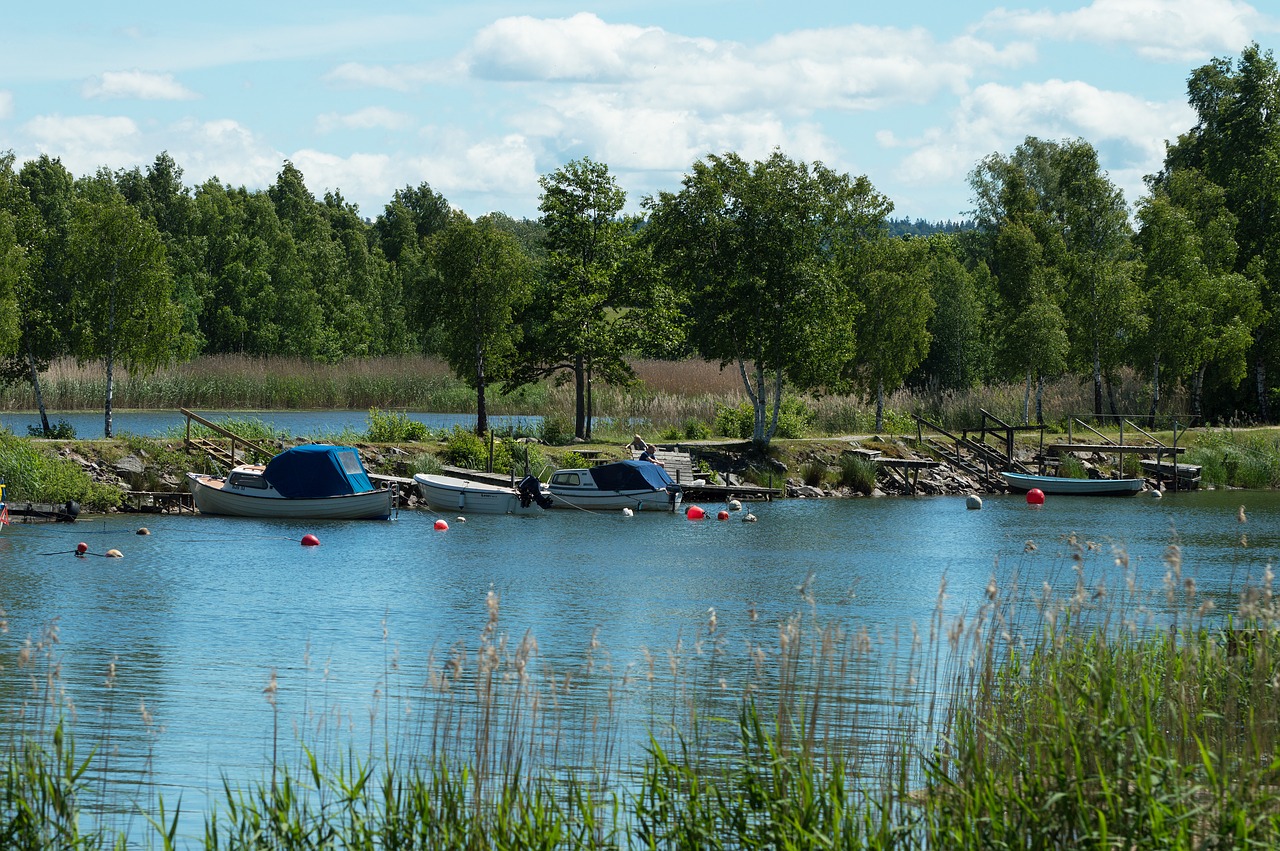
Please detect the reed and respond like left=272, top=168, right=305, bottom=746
left=4, top=516, right=1280, bottom=847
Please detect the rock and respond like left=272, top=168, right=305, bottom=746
left=114, top=455, right=146, bottom=475
left=797, top=485, right=824, bottom=499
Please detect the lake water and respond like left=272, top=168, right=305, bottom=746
left=0, top=409, right=543, bottom=439
left=0, top=488, right=1276, bottom=840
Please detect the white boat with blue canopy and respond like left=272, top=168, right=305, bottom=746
left=187, top=444, right=395, bottom=520
left=548, top=459, right=682, bottom=511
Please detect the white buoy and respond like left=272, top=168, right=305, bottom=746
left=622, top=507, right=634, bottom=517
left=729, top=499, right=742, bottom=511
left=966, top=494, right=983, bottom=510
left=742, top=513, right=757, bottom=523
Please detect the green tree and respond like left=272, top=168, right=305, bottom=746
left=1135, top=169, right=1259, bottom=420
left=644, top=150, right=891, bottom=445
left=423, top=213, right=534, bottom=435
left=971, top=137, right=1137, bottom=418
left=911, top=237, right=989, bottom=392
left=6, top=155, right=77, bottom=434
left=66, top=187, right=183, bottom=437
left=843, top=236, right=934, bottom=431
left=521, top=157, right=634, bottom=440
left=117, top=152, right=205, bottom=355
left=1162, top=43, right=1280, bottom=419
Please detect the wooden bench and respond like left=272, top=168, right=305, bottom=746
left=631, top=447, right=697, bottom=484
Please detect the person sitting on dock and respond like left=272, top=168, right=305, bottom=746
left=639, top=443, right=665, bottom=468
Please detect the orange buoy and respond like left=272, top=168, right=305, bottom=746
left=1026, top=488, right=1045, bottom=506
left=434, top=519, right=449, bottom=531
left=717, top=510, right=729, bottom=520
left=686, top=505, right=705, bottom=520
left=300, top=534, right=321, bottom=547
left=75, top=542, right=88, bottom=555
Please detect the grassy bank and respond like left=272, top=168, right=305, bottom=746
left=4, top=537, right=1280, bottom=847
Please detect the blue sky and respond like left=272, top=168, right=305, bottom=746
left=4, top=1, right=1277, bottom=222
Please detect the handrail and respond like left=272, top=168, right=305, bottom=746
left=180, top=408, right=276, bottom=464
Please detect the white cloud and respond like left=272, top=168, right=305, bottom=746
left=323, top=61, right=452, bottom=92
left=316, top=107, right=413, bottom=134
left=0, top=92, right=12, bottom=120
left=894, top=79, right=1195, bottom=207
left=466, top=14, right=1024, bottom=111
left=982, top=0, right=1273, bottom=62
left=22, top=114, right=141, bottom=169
left=167, top=118, right=283, bottom=190
left=82, top=70, right=198, bottom=101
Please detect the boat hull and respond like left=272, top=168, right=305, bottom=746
left=187, top=473, right=395, bottom=520
left=1000, top=471, right=1143, bottom=496
left=547, top=486, right=681, bottom=511
left=413, top=474, right=545, bottom=515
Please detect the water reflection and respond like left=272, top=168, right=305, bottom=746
left=0, top=489, right=1276, bottom=839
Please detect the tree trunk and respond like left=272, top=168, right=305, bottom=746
left=585, top=354, right=594, bottom=440
left=1093, top=342, right=1103, bottom=418
left=1192, top=363, right=1207, bottom=421
left=1148, top=357, right=1161, bottom=425
left=26, top=345, right=50, bottom=436
left=765, top=367, right=783, bottom=442
left=1035, top=373, right=1045, bottom=424
left=573, top=353, right=586, bottom=439
left=874, top=379, right=885, bottom=433
left=104, top=283, right=116, bottom=439
left=474, top=341, right=488, bottom=436
left=1256, top=356, right=1270, bottom=423
left=1105, top=377, right=1119, bottom=418
left=1023, top=370, right=1032, bottom=425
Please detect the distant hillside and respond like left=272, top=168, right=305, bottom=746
left=886, top=217, right=976, bottom=238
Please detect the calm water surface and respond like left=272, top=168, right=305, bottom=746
left=0, top=489, right=1277, bottom=838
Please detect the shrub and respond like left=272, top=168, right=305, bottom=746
left=714, top=397, right=813, bottom=440
left=1058, top=455, right=1088, bottom=479
left=0, top=434, right=121, bottom=510
left=365, top=408, right=429, bottom=443
left=837, top=455, right=877, bottom=494
left=26, top=419, right=77, bottom=439
left=801, top=460, right=827, bottom=487
left=683, top=419, right=712, bottom=440
left=538, top=412, right=573, bottom=446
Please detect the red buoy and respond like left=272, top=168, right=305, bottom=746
left=434, top=519, right=449, bottom=531
left=75, top=542, right=88, bottom=555
left=686, top=505, right=706, bottom=520
left=300, top=534, right=321, bottom=547
left=1026, top=488, right=1045, bottom=506
left=717, top=510, right=730, bottom=521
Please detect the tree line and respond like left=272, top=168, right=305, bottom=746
left=0, top=44, right=1277, bottom=443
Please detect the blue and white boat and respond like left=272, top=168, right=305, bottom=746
left=548, top=459, right=682, bottom=511
left=187, top=444, right=395, bottom=520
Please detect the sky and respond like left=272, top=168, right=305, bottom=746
left=3, top=1, right=1278, bottom=223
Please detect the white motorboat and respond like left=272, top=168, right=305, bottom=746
left=187, top=444, right=395, bottom=520
left=413, top=472, right=552, bottom=514
left=1000, top=471, right=1143, bottom=496
left=548, top=459, right=682, bottom=511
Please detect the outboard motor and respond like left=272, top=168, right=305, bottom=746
left=517, top=475, right=554, bottom=509
left=666, top=483, right=682, bottom=509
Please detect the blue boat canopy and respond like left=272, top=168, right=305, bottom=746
left=589, top=459, right=677, bottom=491
left=263, top=445, right=376, bottom=499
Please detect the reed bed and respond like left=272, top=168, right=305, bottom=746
left=3, top=518, right=1280, bottom=848
left=0, top=355, right=1177, bottom=439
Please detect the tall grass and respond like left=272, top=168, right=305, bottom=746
left=0, top=356, right=1194, bottom=440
